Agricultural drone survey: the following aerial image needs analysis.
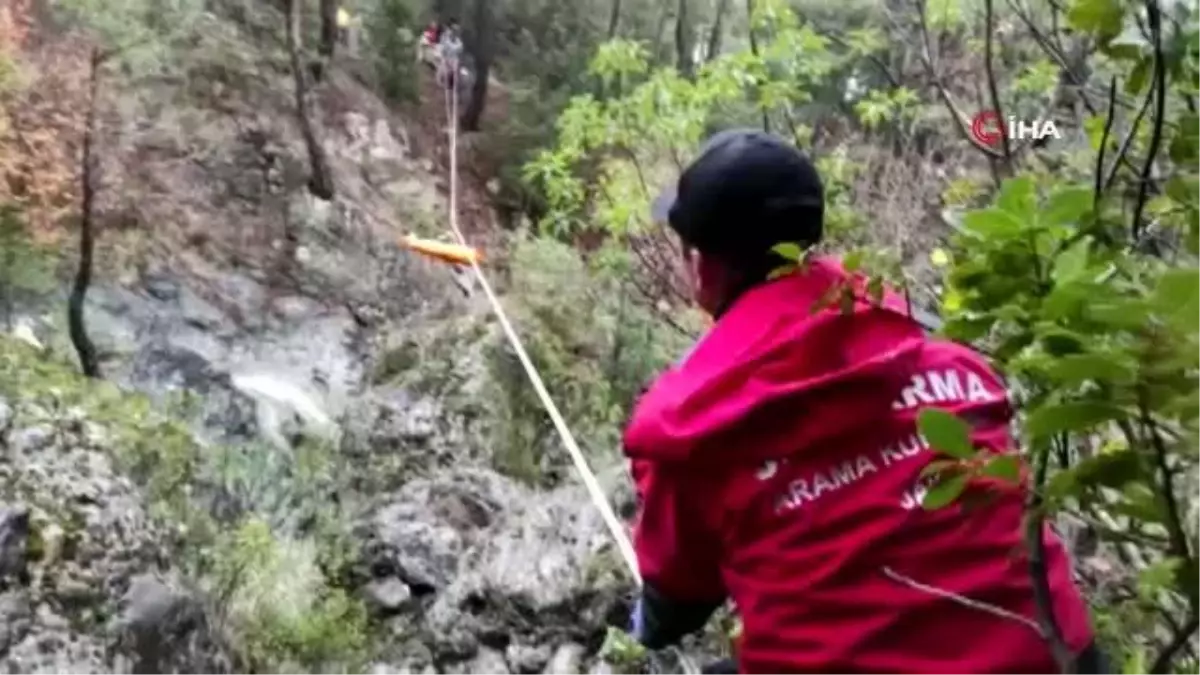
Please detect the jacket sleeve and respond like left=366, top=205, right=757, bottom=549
left=629, top=458, right=726, bottom=648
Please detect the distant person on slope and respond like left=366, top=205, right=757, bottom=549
left=418, top=20, right=440, bottom=66
left=422, top=20, right=441, bottom=45
left=623, top=128, right=1107, bottom=673
left=436, top=18, right=463, bottom=93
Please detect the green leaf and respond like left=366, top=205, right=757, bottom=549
left=1136, top=558, right=1182, bottom=602
left=922, top=473, right=969, bottom=510
left=1024, top=401, right=1126, bottom=439
left=842, top=249, right=864, bottom=272
left=997, top=176, right=1036, bottom=218
left=1103, top=28, right=1147, bottom=61
left=771, top=242, right=805, bottom=262
left=1051, top=237, right=1091, bottom=283
left=1126, top=56, right=1152, bottom=95
left=1041, top=282, right=1088, bottom=320
left=1122, top=648, right=1148, bottom=675
left=1151, top=266, right=1199, bottom=327
left=917, top=408, right=976, bottom=459
left=1086, top=297, right=1152, bottom=330
left=1162, top=388, right=1200, bottom=420
left=962, top=208, right=1025, bottom=238
left=1169, top=114, right=1199, bottom=164
left=1083, top=115, right=1109, bottom=151
left=1111, top=483, right=1167, bottom=524
left=1044, top=352, right=1137, bottom=385
left=1038, top=327, right=1087, bottom=356
left=1066, top=0, right=1124, bottom=40
left=1165, top=174, right=1199, bottom=207
left=980, top=454, right=1022, bottom=483
left=1070, top=448, right=1141, bottom=490
left=598, top=626, right=647, bottom=667
left=1043, top=187, right=1094, bottom=228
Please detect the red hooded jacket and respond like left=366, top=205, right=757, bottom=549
left=623, top=257, right=1094, bottom=673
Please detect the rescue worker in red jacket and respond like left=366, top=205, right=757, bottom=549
left=624, top=128, right=1107, bottom=674
left=423, top=20, right=441, bottom=45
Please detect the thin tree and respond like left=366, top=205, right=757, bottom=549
left=675, top=0, right=693, bottom=77
left=607, top=0, right=622, bottom=39
left=68, top=47, right=104, bottom=378
left=459, top=0, right=491, bottom=132
left=286, top=0, right=335, bottom=199
left=318, top=0, right=338, bottom=61
left=745, top=0, right=769, bottom=132
left=706, top=0, right=730, bottom=61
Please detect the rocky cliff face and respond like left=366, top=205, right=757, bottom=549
left=0, top=338, right=664, bottom=673
left=0, top=2, right=682, bottom=673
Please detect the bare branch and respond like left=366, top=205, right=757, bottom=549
left=1103, top=71, right=1156, bottom=192
left=983, top=0, right=1012, bottom=167
left=1131, top=0, right=1167, bottom=241
left=745, top=0, right=770, bottom=133
left=914, top=0, right=1006, bottom=159
left=1143, top=397, right=1194, bottom=581
left=1094, top=76, right=1118, bottom=208
left=808, top=21, right=902, bottom=88
left=1026, top=447, right=1076, bottom=673
left=1151, top=614, right=1200, bottom=674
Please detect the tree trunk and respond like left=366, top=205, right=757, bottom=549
left=745, top=0, right=769, bottom=132
left=69, top=48, right=103, bottom=379
left=653, top=6, right=671, bottom=63
left=606, top=0, right=621, bottom=39
left=287, top=0, right=335, bottom=199
left=706, top=0, right=729, bottom=61
left=318, top=0, right=337, bottom=61
left=460, top=0, right=491, bottom=132
left=675, top=0, right=693, bottom=77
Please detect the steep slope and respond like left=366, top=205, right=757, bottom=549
left=0, top=2, right=675, bottom=673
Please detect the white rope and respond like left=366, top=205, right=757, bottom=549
left=440, top=70, right=643, bottom=587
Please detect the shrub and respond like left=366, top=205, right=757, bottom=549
left=486, top=235, right=690, bottom=484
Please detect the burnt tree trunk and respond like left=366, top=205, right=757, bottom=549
left=69, top=48, right=103, bottom=379
left=287, top=0, right=335, bottom=199
left=675, top=0, right=693, bottom=77
left=706, top=0, right=729, bottom=61
left=607, top=0, right=621, bottom=39
left=653, top=6, right=671, bottom=63
left=460, top=0, right=491, bottom=132
left=745, top=0, right=769, bottom=132
left=318, top=0, right=338, bottom=60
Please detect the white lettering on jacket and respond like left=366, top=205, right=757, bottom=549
left=891, top=367, right=996, bottom=411
left=771, top=367, right=1002, bottom=514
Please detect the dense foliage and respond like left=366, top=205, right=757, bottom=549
left=528, top=0, right=1199, bottom=670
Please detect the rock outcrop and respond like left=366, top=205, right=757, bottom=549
left=0, top=392, right=231, bottom=673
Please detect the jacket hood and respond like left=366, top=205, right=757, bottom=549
left=623, top=256, right=927, bottom=467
